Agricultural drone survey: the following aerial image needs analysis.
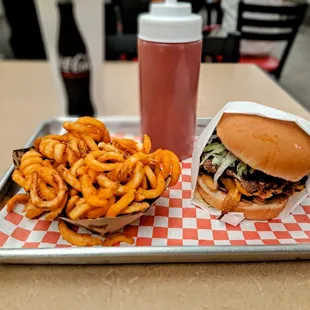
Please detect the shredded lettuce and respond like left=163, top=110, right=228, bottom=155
left=200, top=143, right=226, bottom=166
left=203, top=142, right=225, bottom=153
left=237, top=162, right=247, bottom=177
left=213, top=152, right=237, bottom=186
left=200, top=139, right=255, bottom=179
left=211, top=155, right=225, bottom=166
left=237, top=161, right=255, bottom=177
left=200, top=151, right=217, bottom=166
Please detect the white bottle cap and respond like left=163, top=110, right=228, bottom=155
left=138, top=0, right=202, bottom=43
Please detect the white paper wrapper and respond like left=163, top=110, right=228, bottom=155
left=61, top=206, right=152, bottom=236
left=191, top=101, right=310, bottom=221
left=59, top=180, right=170, bottom=237
left=5, top=187, right=165, bottom=238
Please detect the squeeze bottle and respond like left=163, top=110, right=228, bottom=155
left=138, top=0, right=202, bottom=160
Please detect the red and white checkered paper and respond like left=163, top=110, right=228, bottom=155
left=1, top=159, right=310, bottom=248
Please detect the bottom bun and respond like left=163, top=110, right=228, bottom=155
left=197, top=176, right=288, bottom=220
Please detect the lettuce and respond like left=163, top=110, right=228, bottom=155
left=211, top=155, right=225, bottom=166
left=237, top=161, right=255, bottom=177
left=237, top=162, right=247, bottom=177
left=200, top=140, right=254, bottom=181
left=213, top=152, right=237, bottom=185
left=203, top=142, right=225, bottom=153
left=200, top=143, right=226, bottom=166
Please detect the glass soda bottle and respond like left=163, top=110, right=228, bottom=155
left=57, top=0, right=95, bottom=116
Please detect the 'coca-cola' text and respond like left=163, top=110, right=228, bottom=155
left=59, top=53, right=90, bottom=73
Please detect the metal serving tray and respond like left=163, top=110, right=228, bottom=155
left=0, top=116, right=310, bottom=264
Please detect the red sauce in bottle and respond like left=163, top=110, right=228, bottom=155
left=139, top=39, right=202, bottom=160
left=138, top=0, right=202, bottom=160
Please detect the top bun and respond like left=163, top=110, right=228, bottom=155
left=217, top=113, right=310, bottom=182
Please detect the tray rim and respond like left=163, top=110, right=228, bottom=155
left=1, top=116, right=310, bottom=264
left=1, top=244, right=310, bottom=264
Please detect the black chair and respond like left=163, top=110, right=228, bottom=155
left=105, top=34, right=137, bottom=60
left=3, top=0, right=46, bottom=59
left=105, top=3, right=118, bottom=36
left=118, top=0, right=205, bottom=34
left=205, top=0, right=223, bottom=26
left=178, top=0, right=205, bottom=14
left=201, top=33, right=240, bottom=63
left=237, top=1, right=308, bottom=79
left=105, top=32, right=240, bottom=63
left=117, top=0, right=150, bottom=34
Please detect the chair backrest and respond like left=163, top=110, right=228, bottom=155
left=106, top=33, right=241, bottom=62
left=237, top=1, right=308, bottom=77
left=105, top=3, right=117, bottom=36
left=202, top=33, right=241, bottom=63
left=178, top=0, right=205, bottom=14
left=106, top=34, right=137, bottom=60
left=205, top=1, right=223, bottom=26
left=118, top=0, right=150, bottom=34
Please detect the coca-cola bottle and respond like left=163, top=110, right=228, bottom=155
left=57, top=0, right=95, bottom=116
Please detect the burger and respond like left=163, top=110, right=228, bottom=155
left=196, top=113, right=310, bottom=220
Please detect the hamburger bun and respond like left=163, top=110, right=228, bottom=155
left=197, top=176, right=288, bottom=220
left=217, top=113, right=310, bottom=182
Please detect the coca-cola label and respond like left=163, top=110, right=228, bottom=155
left=59, top=53, right=90, bottom=77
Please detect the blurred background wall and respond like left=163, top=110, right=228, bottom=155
left=0, top=0, right=309, bottom=110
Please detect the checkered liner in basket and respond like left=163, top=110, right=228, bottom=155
left=1, top=159, right=310, bottom=248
